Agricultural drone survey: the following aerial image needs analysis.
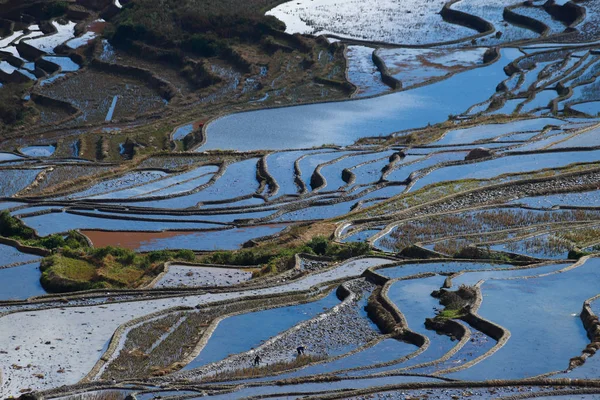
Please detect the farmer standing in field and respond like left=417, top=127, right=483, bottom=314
left=254, top=354, right=261, bottom=366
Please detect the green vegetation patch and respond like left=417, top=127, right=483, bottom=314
left=40, top=247, right=196, bottom=292
left=431, top=285, right=477, bottom=321
left=202, top=236, right=371, bottom=277
left=436, top=308, right=465, bottom=320
left=0, top=211, right=87, bottom=250
left=568, top=248, right=593, bottom=260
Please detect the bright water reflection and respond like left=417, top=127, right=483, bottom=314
left=202, top=49, right=520, bottom=151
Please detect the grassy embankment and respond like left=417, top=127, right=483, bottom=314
left=40, top=235, right=370, bottom=292
left=2, top=211, right=371, bottom=292
left=39, top=234, right=370, bottom=292
left=40, top=247, right=196, bottom=292
left=202, top=235, right=371, bottom=277
left=1, top=211, right=195, bottom=292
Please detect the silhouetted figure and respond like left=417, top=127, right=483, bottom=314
left=254, top=354, right=261, bottom=366
left=297, top=345, right=305, bottom=355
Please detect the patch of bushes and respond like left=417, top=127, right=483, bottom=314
left=37, top=231, right=88, bottom=250
left=180, top=61, right=221, bottom=89
left=365, top=287, right=398, bottom=334
left=436, top=309, right=464, bottom=319
left=306, top=236, right=371, bottom=259
left=96, top=136, right=108, bottom=160
left=453, top=245, right=512, bottom=262
left=0, top=211, right=35, bottom=240
left=0, top=211, right=87, bottom=250
left=203, top=236, right=371, bottom=277
left=181, top=34, right=222, bottom=57
left=568, top=248, right=592, bottom=259
left=380, top=208, right=600, bottom=253
left=182, top=130, right=198, bottom=150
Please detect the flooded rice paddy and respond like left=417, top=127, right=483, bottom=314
left=4, top=0, right=600, bottom=398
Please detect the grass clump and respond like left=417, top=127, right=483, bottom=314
left=40, top=247, right=196, bottom=292
left=0, top=211, right=36, bottom=240
left=431, top=285, right=477, bottom=321
left=437, top=309, right=465, bottom=320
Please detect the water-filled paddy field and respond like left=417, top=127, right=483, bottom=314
left=4, top=0, right=600, bottom=398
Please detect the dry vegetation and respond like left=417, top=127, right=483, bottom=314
left=380, top=208, right=600, bottom=253
left=101, top=311, right=203, bottom=379
left=354, top=180, right=485, bottom=220
left=210, top=354, right=326, bottom=381
left=67, top=391, right=126, bottom=400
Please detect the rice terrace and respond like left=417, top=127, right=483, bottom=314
left=4, top=0, right=600, bottom=399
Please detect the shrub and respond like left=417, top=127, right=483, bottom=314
left=333, top=241, right=371, bottom=259
left=44, top=1, right=68, bottom=18
left=38, top=234, right=66, bottom=250
left=174, top=249, right=196, bottom=261
left=203, top=236, right=370, bottom=278
left=182, top=34, right=222, bottom=57
left=62, top=247, right=87, bottom=259
left=64, top=230, right=89, bottom=249
left=90, top=246, right=134, bottom=260
left=0, top=211, right=36, bottom=240
left=304, top=236, right=371, bottom=259
left=27, top=230, right=85, bottom=251
left=147, top=249, right=195, bottom=263
left=0, top=84, right=27, bottom=125
left=437, top=309, right=464, bottom=320
left=307, top=236, right=329, bottom=255
left=569, top=249, right=591, bottom=259
left=432, top=285, right=476, bottom=320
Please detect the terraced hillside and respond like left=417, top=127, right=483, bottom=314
left=3, top=0, right=600, bottom=399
